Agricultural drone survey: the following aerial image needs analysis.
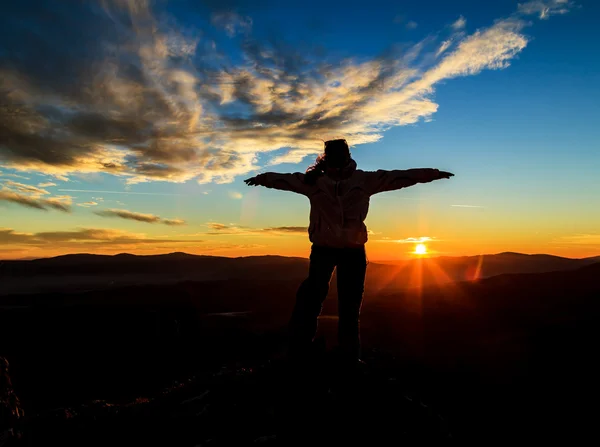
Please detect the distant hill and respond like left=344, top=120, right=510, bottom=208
left=0, top=251, right=598, bottom=296
left=379, top=251, right=600, bottom=275
left=0, top=252, right=310, bottom=295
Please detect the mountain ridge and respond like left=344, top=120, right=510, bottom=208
left=3, top=250, right=599, bottom=263
left=1, top=251, right=598, bottom=296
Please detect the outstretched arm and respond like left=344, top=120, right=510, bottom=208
left=364, top=169, right=454, bottom=195
left=244, top=172, right=313, bottom=195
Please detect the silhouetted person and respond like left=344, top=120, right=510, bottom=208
left=245, top=139, right=453, bottom=363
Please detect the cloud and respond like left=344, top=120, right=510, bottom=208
left=392, top=15, right=418, bottom=29
left=436, top=39, right=454, bottom=58
left=375, top=236, right=435, bottom=244
left=452, top=16, right=467, bottom=30
left=2, top=180, right=49, bottom=195
left=552, top=234, right=600, bottom=246
left=44, top=196, right=73, bottom=212
left=0, top=229, right=36, bottom=245
left=0, top=224, right=271, bottom=258
left=0, top=226, right=272, bottom=259
left=229, top=191, right=243, bottom=199
left=0, top=189, right=72, bottom=212
left=518, top=0, right=575, bottom=19
left=77, top=201, right=99, bottom=207
left=58, top=189, right=185, bottom=196
left=161, top=218, right=187, bottom=226
left=0, top=179, right=73, bottom=212
left=264, top=226, right=307, bottom=233
left=0, top=227, right=200, bottom=246
left=451, top=204, right=484, bottom=208
left=38, top=182, right=57, bottom=188
left=94, top=208, right=186, bottom=225
left=0, top=172, right=30, bottom=180
left=211, top=11, right=253, bottom=37
left=0, top=1, right=570, bottom=184
left=207, top=222, right=230, bottom=230
left=204, top=222, right=306, bottom=235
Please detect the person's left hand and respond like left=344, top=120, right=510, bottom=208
left=438, top=171, right=455, bottom=179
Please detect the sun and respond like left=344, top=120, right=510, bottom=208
left=414, top=243, right=428, bottom=255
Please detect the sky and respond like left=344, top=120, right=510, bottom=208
left=1, top=0, right=599, bottom=260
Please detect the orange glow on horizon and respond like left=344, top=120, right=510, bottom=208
left=1, top=233, right=598, bottom=261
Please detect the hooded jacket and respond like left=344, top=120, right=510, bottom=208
left=257, top=160, right=442, bottom=248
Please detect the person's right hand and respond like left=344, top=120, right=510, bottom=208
left=438, top=171, right=454, bottom=179
left=244, top=175, right=263, bottom=186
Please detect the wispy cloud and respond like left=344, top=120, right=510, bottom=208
left=229, top=191, right=243, bottom=200
left=0, top=172, right=30, bottom=180
left=0, top=180, right=73, bottom=212
left=161, top=218, right=187, bottom=226
left=77, top=201, right=98, bottom=207
left=518, top=0, right=575, bottom=20
left=207, top=222, right=229, bottom=231
left=0, top=189, right=72, bottom=212
left=552, top=234, right=600, bottom=246
left=374, top=236, right=435, bottom=244
left=2, top=181, right=49, bottom=195
left=211, top=11, right=252, bottom=37
left=38, top=182, right=57, bottom=188
left=393, top=15, right=418, bottom=29
left=0, top=227, right=199, bottom=246
left=0, top=226, right=272, bottom=258
left=451, top=204, right=484, bottom=208
left=452, top=15, right=467, bottom=30
left=266, top=226, right=307, bottom=234
left=0, top=0, right=572, bottom=185
left=94, top=209, right=187, bottom=225
left=436, top=39, right=454, bottom=58
left=58, top=189, right=185, bottom=196
left=204, top=222, right=306, bottom=236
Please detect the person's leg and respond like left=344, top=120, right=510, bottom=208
left=289, top=245, right=336, bottom=357
left=336, top=246, right=368, bottom=362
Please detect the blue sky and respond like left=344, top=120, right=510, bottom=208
left=1, top=0, right=599, bottom=259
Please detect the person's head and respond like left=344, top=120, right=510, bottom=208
left=323, top=139, right=351, bottom=168
left=305, top=139, right=352, bottom=184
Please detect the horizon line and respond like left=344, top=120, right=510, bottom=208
left=2, top=250, right=599, bottom=263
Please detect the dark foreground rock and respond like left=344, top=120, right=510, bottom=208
left=14, top=350, right=450, bottom=446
